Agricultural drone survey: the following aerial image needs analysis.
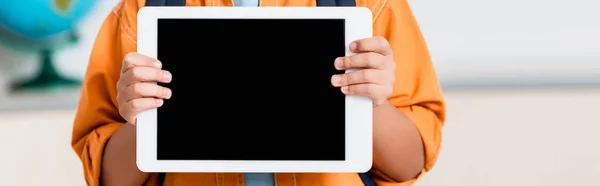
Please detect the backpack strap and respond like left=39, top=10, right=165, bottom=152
left=316, top=0, right=356, bottom=6
left=145, top=0, right=186, bottom=6
left=359, top=171, right=377, bottom=186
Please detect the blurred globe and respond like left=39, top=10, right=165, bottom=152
left=0, top=0, right=97, bottom=91
left=0, top=0, right=96, bottom=39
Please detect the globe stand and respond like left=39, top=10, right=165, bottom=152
left=11, top=49, right=80, bottom=91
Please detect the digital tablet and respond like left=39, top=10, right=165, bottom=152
left=136, top=7, right=373, bottom=173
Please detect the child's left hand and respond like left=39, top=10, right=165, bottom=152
left=331, top=36, right=396, bottom=106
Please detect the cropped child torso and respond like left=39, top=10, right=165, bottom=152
left=148, top=0, right=396, bottom=185
left=72, top=0, right=444, bottom=185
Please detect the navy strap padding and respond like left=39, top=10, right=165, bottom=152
left=144, top=0, right=166, bottom=6
left=145, top=0, right=374, bottom=185
left=165, top=0, right=186, bottom=6
left=317, top=0, right=356, bottom=6
left=359, top=171, right=377, bottom=186
left=145, top=0, right=186, bottom=6
left=335, top=0, right=357, bottom=6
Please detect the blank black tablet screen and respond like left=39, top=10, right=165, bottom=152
left=156, top=19, right=346, bottom=161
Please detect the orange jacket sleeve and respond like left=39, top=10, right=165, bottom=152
left=364, top=0, right=446, bottom=185
left=70, top=0, right=158, bottom=185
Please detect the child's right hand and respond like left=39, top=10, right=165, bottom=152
left=116, top=52, right=172, bottom=125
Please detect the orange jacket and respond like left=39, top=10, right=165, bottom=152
left=71, top=0, right=446, bottom=186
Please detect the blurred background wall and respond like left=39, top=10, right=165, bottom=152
left=0, top=0, right=599, bottom=185
left=414, top=0, right=600, bottom=88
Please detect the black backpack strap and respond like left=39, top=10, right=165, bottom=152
left=316, top=0, right=356, bottom=6
left=335, top=0, right=357, bottom=6
left=145, top=0, right=166, bottom=6
left=165, top=0, right=186, bottom=6
left=145, top=0, right=186, bottom=6
left=359, top=171, right=377, bottom=186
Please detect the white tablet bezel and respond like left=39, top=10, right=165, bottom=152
left=137, top=7, right=373, bottom=173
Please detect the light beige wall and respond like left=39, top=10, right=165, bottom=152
left=0, top=109, right=84, bottom=186
left=1, top=88, right=599, bottom=186
left=415, top=88, right=600, bottom=186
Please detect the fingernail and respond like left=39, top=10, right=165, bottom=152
left=341, top=86, right=349, bottom=94
left=349, top=42, right=357, bottom=52
left=335, top=58, right=344, bottom=69
left=154, top=61, right=162, bottom=68
left=163, top=71, right=172, bottom=81
left=163, top=88, right=172, bottom=99
left=331, top=75, right=341, bottom=85
left=156, top=99, right=164, bottom=106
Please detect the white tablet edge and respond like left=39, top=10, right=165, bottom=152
left=137, top=7, right=373, bottom=173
